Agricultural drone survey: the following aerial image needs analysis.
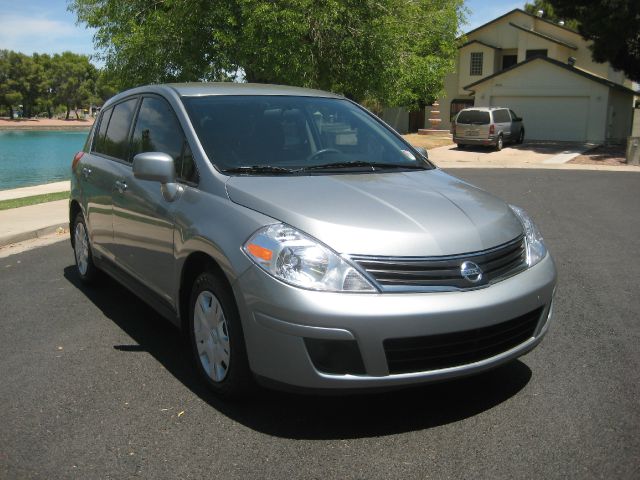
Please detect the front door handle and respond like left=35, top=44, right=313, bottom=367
left=82, top=167, right=92, bottom=179
left=114, top=180, right=128, bottom=194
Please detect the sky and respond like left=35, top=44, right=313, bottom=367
left=0, top=0, right=525, bottom=62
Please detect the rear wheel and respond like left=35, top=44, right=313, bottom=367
left=457, top=144, right=465, bottom=150
left=495, top=135, right=503, bottom=151
left=72, top=212, right=100, bottom=284
left=517, top=129, right=525, bottom=144
left=188, top=271, right=253, bottom=398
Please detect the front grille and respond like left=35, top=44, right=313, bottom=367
left=351, top=235, right=526, bottom=291
left=384, top=307, right=543, bottom=374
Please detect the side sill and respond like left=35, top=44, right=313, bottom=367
left=94, top=256, right=180, bottom=327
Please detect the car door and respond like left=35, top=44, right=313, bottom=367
left=493, top=109, right=511, bottom=139
left=83, top=100, right=137, bottom=260
left=111, top=94, right=197, bottom=305
left=509, top=109, right=523, bottom=141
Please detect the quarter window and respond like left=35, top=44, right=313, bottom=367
left=470, top=52, right=483, bottom=76
left=93, top=107, right=113, bottom=154
left=130, top=96, right=198, bottom=184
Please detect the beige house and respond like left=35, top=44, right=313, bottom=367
left=437, top=8, right=637, bottom=143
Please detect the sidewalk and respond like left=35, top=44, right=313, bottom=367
left=0, top=180, right=70, bottom=201
left=0, top=181, right=70, bottom=247
left=0, top=200, right=68, bottom=246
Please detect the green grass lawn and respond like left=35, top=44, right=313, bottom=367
left=0, top=191, right=69, bottom=211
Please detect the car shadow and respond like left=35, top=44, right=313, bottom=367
left=64, top=265, right=532, bottom=440
left=454, top=141, right=593, bottom=155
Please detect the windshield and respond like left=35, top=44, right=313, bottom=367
left=456, top=110, right=490, bottom=125
left=182, top=95, right=431, bottom=174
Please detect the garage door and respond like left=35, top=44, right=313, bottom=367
left=490, top=96, right=589, bottom=141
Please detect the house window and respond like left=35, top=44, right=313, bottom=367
left=470, top=52, right=483, bottom=76
left=502, top=55, right=517, bottom=70
left=526, top=49, right=548, bottom=60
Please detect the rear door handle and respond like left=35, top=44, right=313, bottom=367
left=114, top=180, right=128, bottom=194
left=82, top=167, right=92, bottom=179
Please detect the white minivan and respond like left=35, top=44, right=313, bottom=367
left=453, top=107, right=525, bottom=150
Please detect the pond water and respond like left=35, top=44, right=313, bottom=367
left=0, top=130, right=89, bottom=190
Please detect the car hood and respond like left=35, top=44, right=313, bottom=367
left=226, top=169, right=523, bottom=256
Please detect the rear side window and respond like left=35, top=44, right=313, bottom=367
left=131, top=96, right=198, bottom=184
left=99, top=98, right=138, bottom=160
left=493, top=109, right=511, bottom=123
left=456, top=110, right=490, bottom=125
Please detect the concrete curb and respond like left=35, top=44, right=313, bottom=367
left=0, top=224, right=68, bottom=248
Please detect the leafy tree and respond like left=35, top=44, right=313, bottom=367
left=33, top=53, right=55, bottom=117
left=524, top=1, right=579, bottom=30
left=11, top=53, right=47, bottom=118
left=69, top=0, right=464, bottom=108
left=0, top=50, right=23, bottom=118
left=549, top=0, right=640, bottom=81
left=50, top=52, right=98, bottom=119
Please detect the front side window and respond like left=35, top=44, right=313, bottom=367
left=470, top=52, right=483, bottom=76
left=100, top=98, right=138, bottom=160
left=182, top=95, right=430, bottom=174
left=130, top=96, right=198, bottom=183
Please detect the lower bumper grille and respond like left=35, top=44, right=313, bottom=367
left=383, top=307, right=543, bottom=374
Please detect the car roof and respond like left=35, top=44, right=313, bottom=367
left=102, top=82, right=345, bottom=110
left=167, top=82, right=343, bottom=98
left=459, top=107, right=508, bottom=112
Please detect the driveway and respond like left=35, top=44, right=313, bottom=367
left=429, top=141, right=594, bottom=169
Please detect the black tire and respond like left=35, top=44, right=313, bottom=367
left=457, top=143, right=465, bottom=150
left=517, top=129, right=525, bottom=144
left=72, top=212, right=100, bottom=284
left=188, top=271, right=253, bottom=398
left=495, top=135, right=503, bottom=151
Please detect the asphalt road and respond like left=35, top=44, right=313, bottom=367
left=1, top=169, right=638, bottom=479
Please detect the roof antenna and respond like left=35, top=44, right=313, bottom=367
left=537, top=9, right=544, bottom=17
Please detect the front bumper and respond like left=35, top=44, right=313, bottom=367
left=233, top=253, right=557, bottom=390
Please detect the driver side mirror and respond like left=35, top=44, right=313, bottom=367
left=133, top=152, right=183, bottom=202
left=414, top=146, right=429, bottom=160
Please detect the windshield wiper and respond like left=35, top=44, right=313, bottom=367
left=369, top=162, right=427, bottom=170
left=298, top=161, right=426, bottom=172
left=298, top=161, right=375, bottom=171
left=223, top=165, right=294, bottom=174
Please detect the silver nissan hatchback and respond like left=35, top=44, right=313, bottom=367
left=70, top=83, right=556, bottom=397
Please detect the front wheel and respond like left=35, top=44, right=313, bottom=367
left=188, top=271, right=253, bottom=398
left=72, top=212, right=100, bottom=284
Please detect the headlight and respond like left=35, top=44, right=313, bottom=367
left=509, top=205, right=547, bottom=267
left=243, top=224, right=377, bottom=292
